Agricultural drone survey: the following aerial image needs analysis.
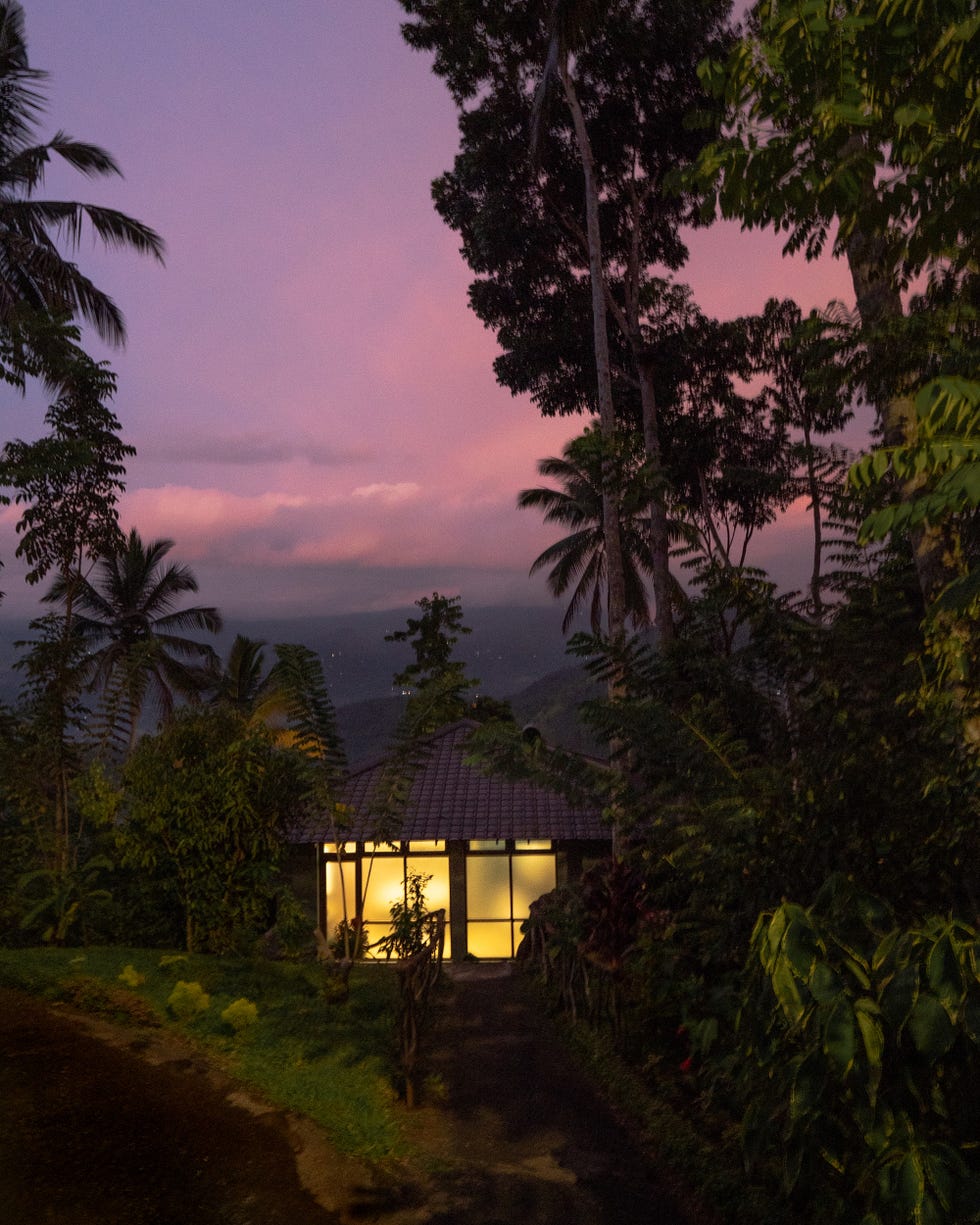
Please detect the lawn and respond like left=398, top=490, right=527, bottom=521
left=0, top=946, right=406, bottom=1162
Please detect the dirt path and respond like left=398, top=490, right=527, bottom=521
left=406, top=965, right=685, bottom=1224
left=0, top=972, right=689, bottom=1224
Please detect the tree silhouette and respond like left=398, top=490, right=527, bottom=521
left=45, top=529, right=221, bottom=755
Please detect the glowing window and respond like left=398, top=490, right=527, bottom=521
left=514, top=840, right=552, bottom=850
left=407, top=840, right=444, bottom=852
left=469, top=840, right=506, bottom=851
left=361, top=857, right=407, bottom=926
left=466, top=857, right=511, bottom=920
left=512, top=856, right=556, bottom=913
left=466, top=922, right=513, bottom=959
left=324, top=858, right=355, bottom=941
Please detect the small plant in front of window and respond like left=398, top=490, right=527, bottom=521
left=375, top=870, right=432, bottom=960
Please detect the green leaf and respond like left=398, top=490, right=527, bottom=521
left=810, top=960, right=843, bottom=1003
left=856, top=1001, right=885, bottom=1070
left=784, top=915, right=819, bottom=978
left=894, top=103, right=933, bottom=128
left=908, top=994, right=955, bottom=1061
left=873, top=929, right=900, bottom=973
left=896, top=1150, right=926, bottom=1216
left=926, top=935, right=963, bottom=1007
left=773, top=958, right=806, bottom=1025
left=924, top=1147, right=957, bottom=1213
left=790, top=1050, right=825, bottom=1120
left=765, top=905, right=789, bottom=966
left=824, top=998, right=857, bottom=1071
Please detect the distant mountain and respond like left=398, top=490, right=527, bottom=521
left=0, top=603, right=582, bottom=713
left=214, top=605, right=578, bottom=708
left=335, top=660, right=603, bottom=768
left=2, top=604, right=604, bottom=766
left=509, top=664, right=604, bottom=757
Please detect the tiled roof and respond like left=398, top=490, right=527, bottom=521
left=294, top=720, right=609, bottom=843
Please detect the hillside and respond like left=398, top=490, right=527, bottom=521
left=335, top=662, right=602, bottom=768
left=0, top=603, right=586, bottom=714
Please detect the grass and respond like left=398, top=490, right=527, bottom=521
left=0, top=946, right=406, bottom=1162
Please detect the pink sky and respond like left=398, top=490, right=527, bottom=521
left=0, top=1, right=858, bottom=623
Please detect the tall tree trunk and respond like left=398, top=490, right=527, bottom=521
left=561, top=61, right=629, bottom=857
left=635, top=351, right=675, bottom=645
left=560, top=64, right=627, bottom=645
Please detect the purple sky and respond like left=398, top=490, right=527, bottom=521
left=0, top=1, right=859, bottom=623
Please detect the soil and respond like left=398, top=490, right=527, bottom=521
left=0, top=968, right=694, bottom=1225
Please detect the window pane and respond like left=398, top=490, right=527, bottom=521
left=469, top=840, right=506, bottom=851
left=514, top=840, right=552, bottom=850
left=408, top=840, right=444, bottom=852
left=362, top=857, right=406, bottom=925
left=511, top=855, right=556, bottom=914
left=466, top=856, right=511, bottom=920
left=324, top=859, right=354, bottom=939
left=467, top=922, right=513, bottom=958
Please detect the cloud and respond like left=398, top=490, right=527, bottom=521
left=351, top=482, right=421, bottom=504
left=121, top=486, right=310, bottom=541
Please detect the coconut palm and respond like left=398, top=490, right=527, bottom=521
left=211, top=635, right=279, bottom=715
left=209, top=635, right=350, bottom=773
left=0, top=1, right=164, bottom=360
left=44, top=529, right=221, bottom=754
left=518, top=424, right=660, bottom=635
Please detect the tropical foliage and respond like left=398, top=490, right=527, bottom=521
left=0, top=0, right=163, bottom=382
left=519, top=424, right=665, bottom=632
left=46, top=528, right=222, bottom=756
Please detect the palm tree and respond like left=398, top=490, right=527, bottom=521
left=518, top=424, right=660, bottom=634
left=211, top=635, right=279, bottom=714
left=0, top=1, right=164, bottom=360
left=45, top=529, right=222, bottom=755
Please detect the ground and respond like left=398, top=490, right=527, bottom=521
left=0, top=968, right=699, bottom=1224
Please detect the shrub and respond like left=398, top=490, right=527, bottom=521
left=221, top=997, right=259, bottom=1032
left=117, top=963, right=145, bottom=988
left=167, top=979, right=210, bottom=1020
left=739, top=884, right=980, bottom=1224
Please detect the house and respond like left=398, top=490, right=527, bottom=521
left=292, top=720, right=610, bottom=960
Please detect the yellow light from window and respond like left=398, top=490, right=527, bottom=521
left=466, top=856, right=510, bottom=920
left=466, top=922, right=513, bottom=958
left=512, top=855, right=556, bottom=913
